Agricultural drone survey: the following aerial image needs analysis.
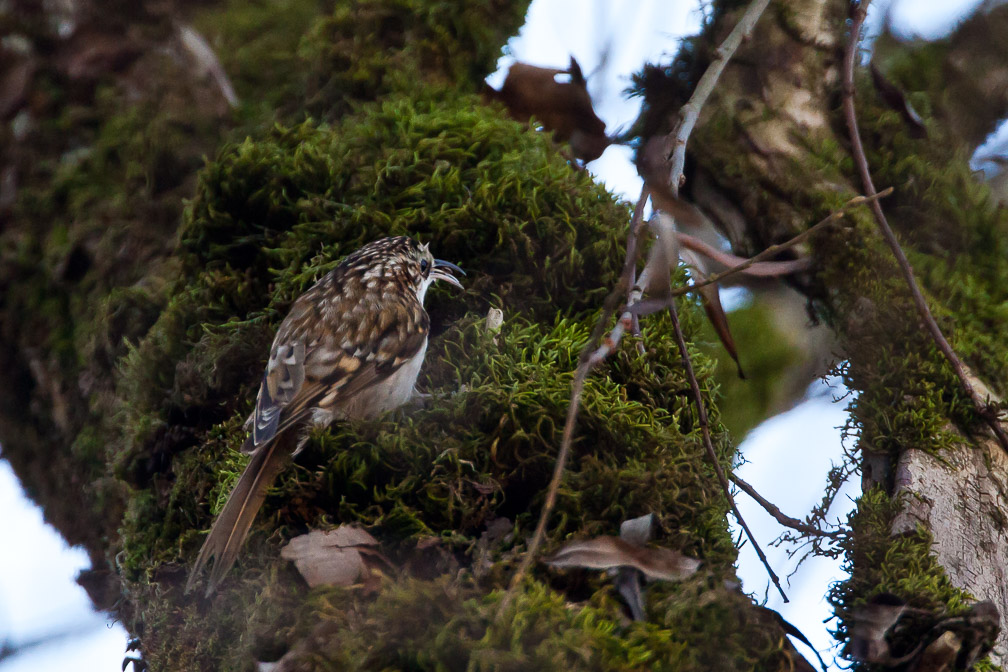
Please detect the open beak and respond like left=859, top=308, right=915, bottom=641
left=431, top=258, right=465, bottom=290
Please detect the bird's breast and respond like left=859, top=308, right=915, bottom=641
left=338, top=336, right=429, bottom=420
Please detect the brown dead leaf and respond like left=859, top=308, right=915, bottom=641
left=542, top=535, right=700, bottom=582
left=850, top=594, right=999, bottom=670
left=280, top=526, right=383, bottom=588
left=489, top=57, right=609, bottom=161
left=680, top=248, right=745, bottom=379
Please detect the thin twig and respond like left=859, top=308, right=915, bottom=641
left=630, top=189, right=893, bottom=318
left=729, top=472, right=844, bottom=539
left=506, top=0, right=775, bottom=601
left=667, top=0, right=772, bottom=188
left=842, top=1, right=1008, bottom=452
left=667, top=299, right=788, bottom=602
left=627, top=186, right=650, bottom=353
left=505, top=364, right=590, bottom=601
left=504, top=186, right=650, bottom=602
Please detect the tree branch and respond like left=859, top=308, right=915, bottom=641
left=667, top=300, right=787, bottom=601
left=667, top=0, right=773, bottom=189
left=729, top=472, right=845, bottom=539
left=842, top=1, right=1008, bottom=453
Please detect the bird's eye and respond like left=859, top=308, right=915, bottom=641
left=420, top=259, right=429, bottom=273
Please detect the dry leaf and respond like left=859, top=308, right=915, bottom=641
left=618, top=513, right=654, bottom=546
left=680, top=248, right=745, bottom=379
left=543, top=535, right=700, bottom=582
left=489, top=57, right=608, bottom=161
left=280, top=526, right=380, bottom=588
left=850, top=592, right=911, bottom=664
left=849, top=594, right=999, bottom=670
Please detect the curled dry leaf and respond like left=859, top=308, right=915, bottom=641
left=280, top=526, right=385, bottom=588
left=680, top=248, right=745, bottom=379
left=849, top=593, right=1000, bottom=671
left=489, top=57, right=608, bottom=161
left=542, top=535, right=700, bottom=582
left=618, top=513, right=654, bottom=546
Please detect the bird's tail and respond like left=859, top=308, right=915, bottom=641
left=185, top=432, right=292, bottom=596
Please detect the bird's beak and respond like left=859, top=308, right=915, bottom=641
left=431, top=258, right=465, bottom=290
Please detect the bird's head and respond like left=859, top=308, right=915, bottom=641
left=342, top=236, right=464, bottom=304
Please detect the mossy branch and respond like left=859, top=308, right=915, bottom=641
left=842, top=0, right=1008, bottom=453
left=508, top=0, right=778, bottom=603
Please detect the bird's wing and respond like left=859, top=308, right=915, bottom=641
left=245, top=294, right=429, bottom=452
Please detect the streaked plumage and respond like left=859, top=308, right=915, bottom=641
left=186, top=236, right=463, bottom=596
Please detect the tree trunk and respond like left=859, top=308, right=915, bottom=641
left=1, top=0, right=1005, bottom=669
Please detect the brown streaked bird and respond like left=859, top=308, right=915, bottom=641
left=185, top=236, right=464, bottom=596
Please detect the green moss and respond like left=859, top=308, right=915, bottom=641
left=179, top=98, right=628, bottom=323
left=828, top=487, right=975, bottom=665
left=240, top=575, right=809, bottom=671
left=299, top=0, right=528, bottom=117
left=116, top=307, right=752, bottom=669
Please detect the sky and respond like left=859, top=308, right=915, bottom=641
left=0, top=0, right=992, bottom=670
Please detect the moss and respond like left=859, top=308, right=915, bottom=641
left=299, top=0, right=528, bottom=117
left=828, top=487, right=976, bottom=667
left=118, top=306, right=746, bottom=667
left=241, top=575, right=809, bottom=671
left=179, top=97, right=628, bottom=324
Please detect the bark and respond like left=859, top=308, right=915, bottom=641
left=2, top=0, right=1007, bottom=669
left=660, top=0, right=1008, bottom=665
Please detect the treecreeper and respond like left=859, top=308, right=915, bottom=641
left=185, top=236, right=464, bottom=596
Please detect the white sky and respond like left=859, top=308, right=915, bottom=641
left=0, top=0, right=993, bottom=670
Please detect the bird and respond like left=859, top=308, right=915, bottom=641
left=185, top=236, right=464, bottom=596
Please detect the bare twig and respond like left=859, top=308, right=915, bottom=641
left=729, top=472, right=845, bottom=539
left=505, top=185, right=651, bottom=602
left=506, top=0, right=775, bottom=601
left=627, top=186, right=650, bottom=353
left=667, top=300, right=788, bottom=602
left=842, top=1, right=1008, bottom=452
left=667, top=0, right=772, bottom=188
left=630, top=189, right=893, bottom=318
